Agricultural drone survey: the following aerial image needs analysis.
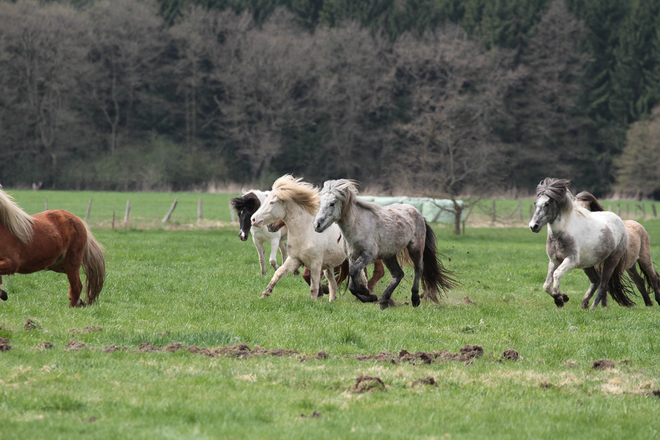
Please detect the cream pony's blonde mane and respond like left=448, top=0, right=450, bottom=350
left=271, top=175, right=319, bottom=214
left=0, top=189, right=34, bottom=243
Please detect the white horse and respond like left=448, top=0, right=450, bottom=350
left=250, top=175, right=347, bottom=301
left=529, top=178, right=635, bottom=309
left=231, top=190, right=288, bottom=276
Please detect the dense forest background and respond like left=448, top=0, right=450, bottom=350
left=1, top=0, right=659, bottom=197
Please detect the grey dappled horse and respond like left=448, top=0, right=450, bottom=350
left=313, top=179, right=456, bottom=310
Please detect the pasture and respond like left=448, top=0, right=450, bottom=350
left=1, top=190, right=660, bottom=439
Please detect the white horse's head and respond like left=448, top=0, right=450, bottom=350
left=314, top=179, right=358, bottom=233
left=251, top=192, right=285, bottom=228
left=529, top=178, right=571, bottom=233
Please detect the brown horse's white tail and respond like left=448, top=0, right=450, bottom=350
left=83, top=226, right=105, bottom=305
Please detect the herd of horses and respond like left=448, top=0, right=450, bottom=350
left=0, top=177, right=658, bottom=310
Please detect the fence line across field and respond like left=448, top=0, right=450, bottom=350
left=32, top=195, right=660, bottom=230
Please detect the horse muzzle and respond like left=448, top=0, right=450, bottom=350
left=239, top=231, right=248, bottom=241
left=529, top=222, right=542, bottom=233
left=313, top=219, right=328, bottom=233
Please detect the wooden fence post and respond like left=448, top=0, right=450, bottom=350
left=198, top=197, right=203, bottom=221
left=124, top=200, right=131, bottom=226
left=162, top=198, right=178, bottom=223
left=112, top=211, right=115, bottom=229
left=653, top=204, right=657, bottom=217
left=45, top=198, right=48, bottom=211
left=230, top=202, right=237, bottom=222
left=518, top=200, right=523, bottom=222
left=85, top=198, right=92, bottom=223
left=617, top=204, right=621, bottom=216
left=491, top=199, right=496, bottom=224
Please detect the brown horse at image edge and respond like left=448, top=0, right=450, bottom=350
left=0, top=189, right=105, bottom=307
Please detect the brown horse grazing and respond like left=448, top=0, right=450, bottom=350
left=576, top=191, right=660, bottom=306
left=0, top=190, right=105, bottom=307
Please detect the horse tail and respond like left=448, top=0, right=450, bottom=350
left=421, top=222, right=457, bottom=303
left=82, top=226, right=106, bottom=305
left=607, top=263, right=636, bottom=307
left=336, top=260, right=350, bottom=290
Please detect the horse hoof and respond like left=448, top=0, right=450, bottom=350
left=581, top=301, right=589, bottom=309
left=0, top=290, right=7, bottom=301
left=379, top=301, right=389, bottom=310
left=260, top=292, right=271, bottom=298
left=554, top=296, right=564, bottom=307
left=412, top=297, right=420, bottom=307
left=562, top=294, right=569, bottom=302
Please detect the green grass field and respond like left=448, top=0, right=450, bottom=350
left=1, top=190, right=660, bottom=439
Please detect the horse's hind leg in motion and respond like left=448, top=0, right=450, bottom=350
left=636, top=255, right=660, bottom=305
left=627, top=265, right=653, bottom=306
left=378, top=255, right=406, bottom=310
left=581, top=267, right=600, bottom=309
left=347, top=254, right=379, bottom=304
left=0, top=276, right=6, bottom=301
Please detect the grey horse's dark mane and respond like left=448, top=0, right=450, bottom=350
left=575, top=191, right=605, bottom=212
left=536, top=178, right=573, bottom=206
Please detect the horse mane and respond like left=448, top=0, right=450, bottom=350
left=575, top=191, right=605, bottom=212
left=271, top=175, right=319, bottom=214
left=0, top=189, right=34, bottom=244
left=536, top=178, right=573, bottom=206
left=231, top=191, right=261, bottom=212
left=321, top=179, right=378, bottom=221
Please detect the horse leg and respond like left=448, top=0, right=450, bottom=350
left=549, top=258, right=576, bottom=307
left=324, top=269, right=338, bottom=302
left=63, top=254, right=85, bottom=308
left=367, top=260, right=385, bottom=293
left=636, top=257, right=660, bottom=305
left=591, top=257, right=618, bottom=309
left=628, top=265, right=653, bottom=306
left=378, top=256, right=405, bottom=310
left=302, top=267, right=327, bottom=296
left=261, top=257, right=301, bottom=297
left=278, top=238, right=294, bottom=274
left=0, top=275, right=6, bottom=301
left=268, top=237, right=280, bottom=271
left=307, top=263, right=324, bottom=300
left=348, top=254, right=378, bottom=303
left=253, top=236, right=267, bottom=276
left=581, top=267, right=600, bottom=309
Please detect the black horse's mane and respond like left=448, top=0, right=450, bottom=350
left=230, top=192, right=261, bottom=213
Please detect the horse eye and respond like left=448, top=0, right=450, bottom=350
left=329, top=202, right=335, bottom=207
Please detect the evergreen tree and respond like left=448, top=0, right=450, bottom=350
left=611, top=0, right=660, bottom=124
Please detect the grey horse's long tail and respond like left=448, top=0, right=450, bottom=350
left=608, top=263, right=636, bottom=307
left=421, top=222, right=458, bottom=303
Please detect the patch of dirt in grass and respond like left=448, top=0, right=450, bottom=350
left=37, top=342, right=53, bottom=350
left=409, top=376, right=438, bottom=388
left=70, top=326, right=102, bottom=334
left=651, top=390, right=660, bottom=398
left=65, top=340, right=88, bottom=351
left=353, top=376, right=386, bottom=393
left=0, top=337, right=12, bottom=352
left=136, top=342, right=161, bottom=352
left=563, top=359, right=579, bottom=367
left=24, top=318, right=41, bottom=331
left=501, top=349, right=519, bottom=361
left=593, top=359, right=615, bottom=370
left=300, top=411, right=322, bottom=418
left=104, top=345, right=127, bottom=353
left=350, top=345, right=484, bottom=365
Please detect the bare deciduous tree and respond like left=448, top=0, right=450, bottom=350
left=392, top=25, right=521, bottom=234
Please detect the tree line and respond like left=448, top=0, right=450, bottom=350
left=0, top=0, right=659, bottom=197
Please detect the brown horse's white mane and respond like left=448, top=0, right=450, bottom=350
left=271, top=175, right=319, bottom=214
left=0, top=189, right=34, bottom=243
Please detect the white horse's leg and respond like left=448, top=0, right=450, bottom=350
left=543, top=260, right=558, bottom=296
left=278, top=238, right=288, bottom=265
left=550, top=258, right=577, bottom=307
left=324, top=269, right=338, bottom=302
left=252, top=235, right=267, bottom=276
left=268, top=237, right=280, bottom=270
left=308, top=263, right=323, bottom=300
left=581, top=267, right=600, bottom=309
left=261, top=257, right=302, bottom=297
